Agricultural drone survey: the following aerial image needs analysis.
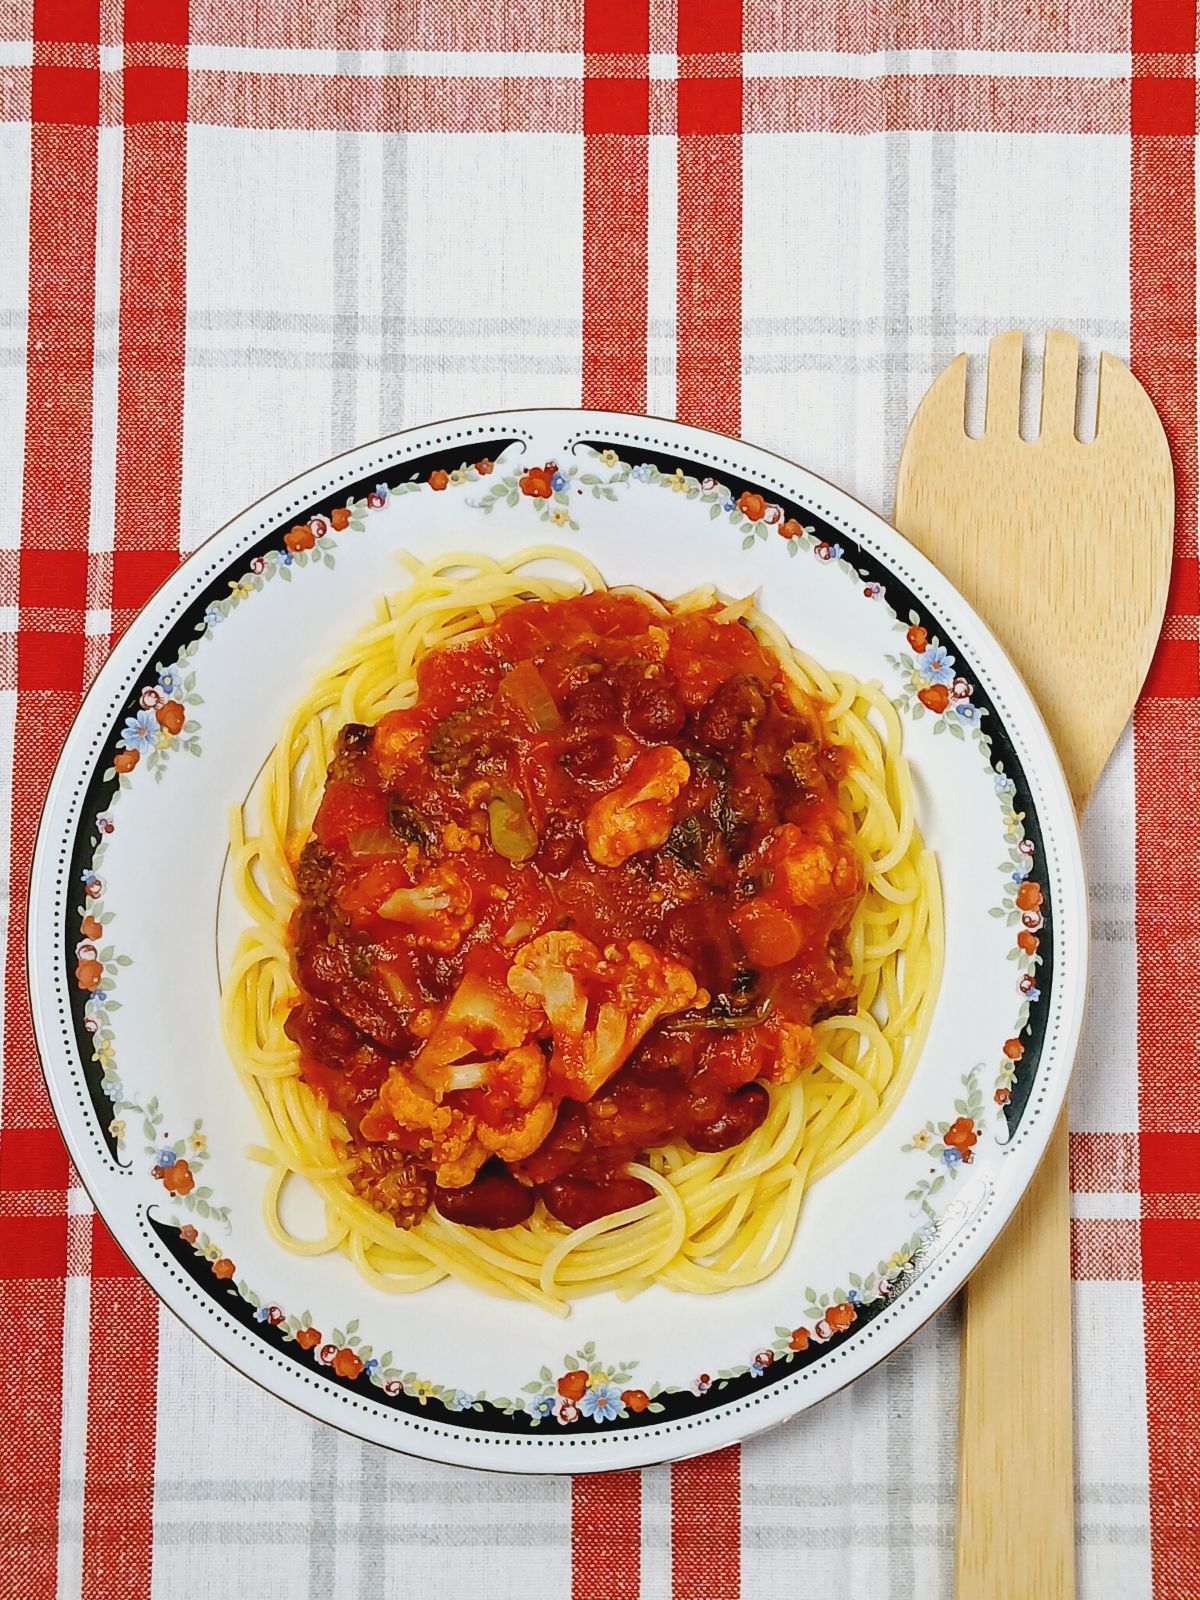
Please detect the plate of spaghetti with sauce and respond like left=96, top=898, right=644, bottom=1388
left=29, top=412, right=1087, bottom=1471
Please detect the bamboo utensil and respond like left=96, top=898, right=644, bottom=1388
left=893, top=329, right=1174, bottom=1600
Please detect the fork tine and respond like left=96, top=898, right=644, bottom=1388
left=985, top=330, right=1024, bottom=437
left=1040, top=330, right=1079, bottom=441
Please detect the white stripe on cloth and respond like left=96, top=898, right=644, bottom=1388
left=56, top=1188, right=94, bottom=1600
left=176, top=45, right=1133, bottom=82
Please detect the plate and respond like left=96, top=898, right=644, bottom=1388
left=28, top=411, right=1087, bottom=1471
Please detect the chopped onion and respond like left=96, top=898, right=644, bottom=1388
left=487, top=789, right=539, bottom=864
left=377, top=964, right=416, bottom=1007
left=444, top=1061, right=485, bottom=1091
left=713, top=592, right=757, bottom=624
left=346, top=825, right=403, bottom=857
left=499, top=659, right=561, bottom=731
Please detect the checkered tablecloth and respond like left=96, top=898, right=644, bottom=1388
left=2, top=2, right=1197, bottom=1596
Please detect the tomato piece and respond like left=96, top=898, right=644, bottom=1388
left=699, top=1028, right=772, bottom=1090
left=313, top=780, right=388, bottom=848
left=336, top=862, right=413, bottom=921
left=731, top=900, right=803, bottom=967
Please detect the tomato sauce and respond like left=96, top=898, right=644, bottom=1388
left=285, top=591, right=862, bottom=1231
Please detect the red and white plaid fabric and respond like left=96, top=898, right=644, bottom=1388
left=2, top=2, right=1196, bottom=1596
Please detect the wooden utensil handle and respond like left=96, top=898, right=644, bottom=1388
left=956, top=1110, right=1074, bottom=1599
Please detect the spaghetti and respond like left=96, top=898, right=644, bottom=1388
left=221, top=548, right=942, bottom=1314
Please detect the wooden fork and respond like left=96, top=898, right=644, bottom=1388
left=894, top=330, right=1173, bottom=1600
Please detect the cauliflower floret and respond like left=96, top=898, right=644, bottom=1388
left=486, top=1041, right=548, bottom=1111
left=769, top=823, right=859, bottom=909
left=757, top=1020, right=817, bottom=1084
left=378, top=864, right=474, bottom=953
left=584, top=747, right=691, bottom=867
left=477, top=1095, right=557, bottom=1162
left=507, top=930, right=590, bottom=1032
left=506, top=930, right=699, bottom=1099
left=366, top=1068, right=488, bottom=1189
left=414, top=959, right=533, bottom=1089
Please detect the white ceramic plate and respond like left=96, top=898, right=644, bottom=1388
left=28, top=412, right=1087, bottom=1471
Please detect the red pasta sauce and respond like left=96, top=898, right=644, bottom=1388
left=284, top=591, right=862, bottom=1231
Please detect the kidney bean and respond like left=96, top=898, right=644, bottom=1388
left=537, top=816, right=580, bottom=874
left=565, top=680, right=620, bottom=726
left=541, top=1174, right=656, bottom=1229
left=624, top=679, right=687, bottom=739
left=434, top=1168, right=536, bottom=1229
left=686, top=1082, right=770, bottom=1152
left=694, top=675, right=769, bottom=751
left=560, top=733, right=620, bottom=783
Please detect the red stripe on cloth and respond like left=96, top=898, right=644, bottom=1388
left=111, top=0, right=188, bottom=640
left=1069, top=1131, right=1140, bottom=1191
left=1134, top=5, right=1198, bottom=51
left=76, top=8, right=188, bottom=1595
left=1141, top=1133, right=1200, bottom=1193
left=5, top=3, right=101, bottom=1592
left=581, top=0, right=648, bottom=412
left=188, top=0, right=582, bottom=51
left=0, top=1212, right=69, bottom=1277
left=1142, top=1220, right=1200, bottom=1283
left=743, top=0, right=1128, bottom=52
left=676, top=0, right=741, bottom=436
left=0, top=1127, right=71, bottom=1194
left=746, top=74, right=1127, bottom=136
left=572, top=1474, right=641, bottom=1600
left=1144, top=1284, right=1200, bottom=1558
left=81, top=1267, right=160, bottom=1599
left=89, top=1212, right=141, bottom=1277
left=0, top=70, right=1120, bottom=139
left=1143, top=634, right=1200, bottom=697
left=1070, top=1217, right=1141, bottom=1279
left=32, top=60, right=100, bottom=122
left=672, top=1446, right=741, bottom=1598
left=1131, top=3, right=1200, bottom=1592
left=0, top=0, right=31, bottom=40
left=0, top=66, right=30, bottom=120
left=671, top=11, right=742, bottom=1572
left=1168, top=552, right=1200, bottom=615
left=1132, top=73, right=1196, bottom=136
left=1144, top=1193, right=1200, bottom=1221
left=572, top=8, right=648, bottom=1588
left=186, top=70, right=583, bottom=133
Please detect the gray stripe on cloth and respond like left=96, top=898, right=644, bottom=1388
left=880, top=124, right=910, bottom=523
left=237, top=1471, right=564, bottom=1506
left=354, top=1440, right=387, bottom=1598
left=174, top=348, right=583, bottom=375
left=332, top=49, right=363, bottom=451
left=740, top=1523, right=1150, bottom=1550
left=177, top=310, right=1134, bottom=341
left=139, top=1517, right=574, bottom=1549
left=885, top=1339, right=918, bottom=1592
left=0, top=345, right=1118, bottom=379
left=930, top=125, right=957, bottom=402
left=379, top=124, right=409, bottom=432
left=306, top=1423, right=339, bottom=1594
left=881, top=91, right=918, bottom=1594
